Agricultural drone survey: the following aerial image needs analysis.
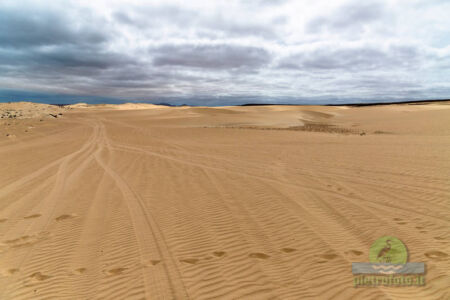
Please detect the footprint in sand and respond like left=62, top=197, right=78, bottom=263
left=180, top=258, right=199, bottom=265
left=104, top=267, right=127, bottom=275
left=281, top=248, right=297, bottom=253
left=3, top=232, right=50, bottom=248
left=424, top=251, right=448, bottom=261
left=317, top=253, right=338, bottom=263
left=74, top=268, right=87, bottom=274
left=0, top=218, right=7, bottom=223
left=4, top=235, right=33, bottom=248
left=55, top=214, right=77, bottom=221
left=30, top=272, right=51, bottom=281
left=4, top=235, right=31, bottom=243
left=150, top=260, right=161, bottom=266
left=140, top=260, right=161, bottom=268
left=213, top=251, right=226, bottom=257
left=393, top=218, right=407, bottom=225
left=1, top=268, right=19, bottom=276
left=321, top=254, right=338, bottom=260
left=434, top=237, right=445, bottom=241
left=249, top=253, right=270, bottom=259
left=416, top=226, right=425, bottom=230
left=347, top=250, right=363, bottom=256
left=24, top=214, right=41, bottom=219
left=8, top=268, right=19, bottom=275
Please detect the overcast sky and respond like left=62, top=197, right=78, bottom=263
left=0, top=0, right=449, bottom=105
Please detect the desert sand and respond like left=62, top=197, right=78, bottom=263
left=0, top=101, right=449, bottom=299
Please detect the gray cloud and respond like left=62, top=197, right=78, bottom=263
left=0, top=6, right=108, bottom=49
left=246, top=0, right=290, bottom=6
left=278, top=45, right=421, bottom=71
left=113, top=6, right=198, bottom=29
left=306, top=1, right=386, bottom=33
left=0, top=0, right=449, bottom=104
left=112, top=5, right=279, bottom=40
left=152, top=44, right=271, bottom=70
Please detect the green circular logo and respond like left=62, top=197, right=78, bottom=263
left=369, top=236, right=408, bottom=264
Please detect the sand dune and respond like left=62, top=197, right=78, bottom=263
left=0, top=102, right=66, bottom=120
left=0, top=102, right=449, bottom=299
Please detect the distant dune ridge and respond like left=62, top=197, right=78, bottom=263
left=0, top=101, right=449, bottom=299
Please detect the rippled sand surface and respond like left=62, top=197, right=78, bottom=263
left=0, top=102, right=449, bottom=299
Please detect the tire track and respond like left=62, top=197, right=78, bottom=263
left=93, top=119, right=190, bottom=299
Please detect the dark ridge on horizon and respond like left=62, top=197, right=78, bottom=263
left=328, top=98, right=450, bottom=107
left=51, top=104, right=70, bottom=107
left=36, top=98, right=450, bottom=108
left=155, top=103, right=189, bottom=107
left=240, top=98, right=450, bottom=107
left=46, top=102, right=191, bottom=107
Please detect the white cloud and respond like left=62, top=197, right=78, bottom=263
left=0, top=0, right=449, bottom=104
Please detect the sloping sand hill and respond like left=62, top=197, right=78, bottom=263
left=0, top=102, right=66, bottom=120
left=0, top=102, right=449, bottom=299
